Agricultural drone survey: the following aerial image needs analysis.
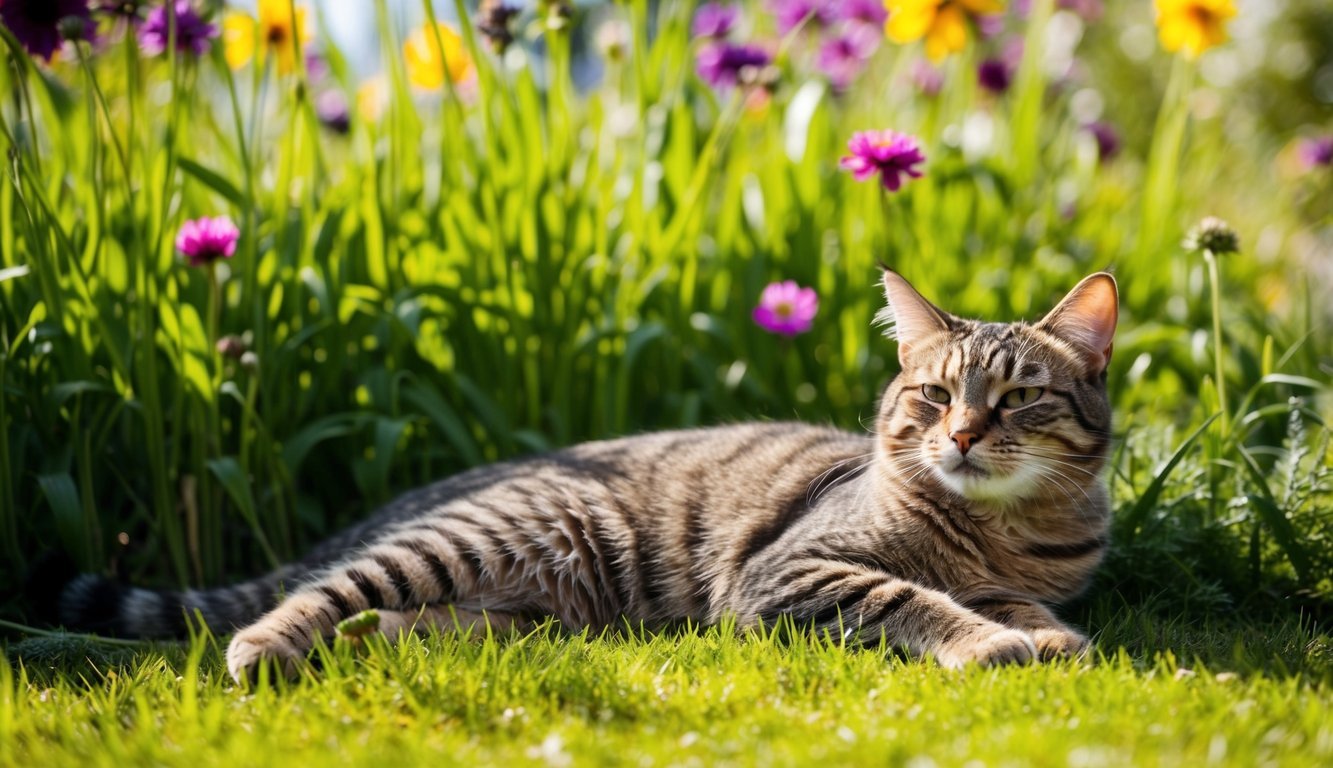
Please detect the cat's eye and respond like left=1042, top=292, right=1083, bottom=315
left=921, top=384, right=951, bottom=404
left=1001, top=387, right=1043, bottom=409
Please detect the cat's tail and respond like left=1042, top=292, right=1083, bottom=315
left=27, top=553, right=308, bottom=638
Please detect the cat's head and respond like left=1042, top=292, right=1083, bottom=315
left=875, top=269, right=1117, bottom=506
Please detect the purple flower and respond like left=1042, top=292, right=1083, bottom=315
left=753, top=280, right=818, bottom=337
left=839, top=130, right=926, bottom=192
left=138, top=1, right=217, bottom=56
left=816, top=25, right=879, bottom=90
left=767, top=0, right=836, bottom=35
left=692, top=3, right=738, bottom=39
left=833, top=0, right=886, bottom=28
left=977, top=58, right=1013, bottom=94
left=1, top=0, right=93, bottom=61
left=176, top=216, right=240, bottom=268
left=317, top=90, right=351, bottom=135
left=695, top=41, right=771, bottom=90
left=911, top=58, right=944, bottom=97
left=1299, top=136, right=1333, bottom=169
left=1083, top=121, right=1120, bottom=162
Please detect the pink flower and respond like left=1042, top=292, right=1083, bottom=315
left=176, top=216, right=240, bottom=267
left=753, top=280, right=818, bottom=336
left=838, top=130, right=926, bottom=192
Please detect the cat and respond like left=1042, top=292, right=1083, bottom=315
left=50, top=268, right=1118, bottom=683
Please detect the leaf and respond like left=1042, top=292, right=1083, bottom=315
left=1237, top=446, right=1313, bottom=584
left=280, top=412, right=374, bottom=477
left=38, top=473, right=84, bottom=561
left=177, top=157, right=246, bottom=209
left=207, top=456, right=278, bottom=568
left=1120, top=413, right=1219, bottom=540
left=401, top=378, right=483, bottom=466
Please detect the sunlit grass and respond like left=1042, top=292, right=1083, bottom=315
left=3, top=611, right=1331, bottom=766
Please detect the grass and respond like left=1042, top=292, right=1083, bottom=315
left=3, top=610, right=1331, bottom=767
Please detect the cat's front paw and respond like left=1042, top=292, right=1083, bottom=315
left=935, top=625, right=1037, bottom=669
left=226, top=629, right=306, bottom=684
left=1030, top=627, right=1090, bottom=662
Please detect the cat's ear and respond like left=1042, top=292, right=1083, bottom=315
left=1037, top=272, right=1118, bottom=374
left=879, top=268, right=956, bottom=364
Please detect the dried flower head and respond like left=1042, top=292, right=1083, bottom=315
left=476, top=0, right=519, bottom=54
left=1183, top=217, right=1239, bottom=255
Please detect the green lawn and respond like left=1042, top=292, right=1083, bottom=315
left=4, top=611, right=1331, bottom=767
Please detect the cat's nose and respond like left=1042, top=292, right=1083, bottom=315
left=950, top=431, right=979, bottom=455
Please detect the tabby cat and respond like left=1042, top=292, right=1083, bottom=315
left=52, top=269, right=1118, bottom=683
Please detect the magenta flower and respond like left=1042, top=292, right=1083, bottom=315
left=816, top=25, right=879, bottom=91
left=839, top=130, right=926, bottom=192
left=139, top=1, right=218, bottom=56
left=1083, top=121, right=1120, bottom=162
left=1, top=0, right=93, bottom=61
left=977, top=57, right=1013, bottom=94
left=176, top=216, right=240, bottom=267
left=834, top=0, right=887, bottom=28
left=911, top=59, right=944, bottom=97
left=767, top=0, right=836, bottom=35
left=695, top=41, right=771, bottom=90
left=692, top=3, right=738, bottom=39
left=1299, top=136, right=1333, bottom=169
left=754, top=281, right=818, bottom=337
left=316, top=90, right=351, bottom=134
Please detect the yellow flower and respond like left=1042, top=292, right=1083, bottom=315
left=403, top=23, right=472, bottom=91
left=223, top=0, right=312, bottom=73
left=884, top=0, right=1005, bottom=62
left=1154, top=0, right=1236, bottom=58
left=356, top=75, right=389, bottom=125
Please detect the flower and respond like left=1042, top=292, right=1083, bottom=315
left=1298, top=136, right=1333, bottom=169
left=976, top=57, right=1012, bottom=93
left=594, top=19, right=631, bottom=62
left=316, top=90, right=350, bottom=134
left=139, top=1, right=218, bottom=57
left=768, top=0, right=837, bottom=35
left=816, top=26, right=879, bottom=90
left=884, top=0, right=1005, bottom=62
left=1083, top=121, right=1120, bottom=162
left=403, top=22, right=472, bottom=90
left=476, top=0, right=519, bottom=54
left=911, top=58, right=945, bottom=96
left=177, top=216, right=240, bottom=267
left=839, top=130, right=926, bottom=192
left=1183, top=216, right=1239, bottom=256
left=692, top=3, right=738, bottom=39
left=223, top=0, right=311, bottom=73
left=835, top=0, right=887, bottom=28
left=1, top=0, right=93, bottom=60
left=695, top=41, right=772, bottom=90
left=754, top=281, right=818, bottom=336
left=1154, top=0, right=1236, bottom=59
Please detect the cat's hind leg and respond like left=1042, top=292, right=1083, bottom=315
left=226, top=530, right=484, bottom=682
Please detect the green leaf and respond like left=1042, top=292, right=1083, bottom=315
left=401, top=378, right=482, bottom=466
left=280, top=413, right=374, bottom=477
left=178, top=157, right=247, bottom=209
left=1120, top=413, right=1219, bottom=540
left=1237, top=447, right=1313, bottom=584
left=38, top=473, right=84, bottom=562
left=207, top=456, right=278, bottom=568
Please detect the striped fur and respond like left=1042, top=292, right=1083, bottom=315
left=52, top=271, right=1119, bottom=682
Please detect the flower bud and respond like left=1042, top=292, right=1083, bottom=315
left=1183, top=217, right=1239, bottom=256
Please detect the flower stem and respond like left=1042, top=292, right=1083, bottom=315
left=1204, top=249, right=1228, bottom=434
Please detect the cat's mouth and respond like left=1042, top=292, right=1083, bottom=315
left=943, top=454, right=990, bottom=477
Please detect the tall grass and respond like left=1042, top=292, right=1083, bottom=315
left=0, top=1, right=1328, bottom=617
